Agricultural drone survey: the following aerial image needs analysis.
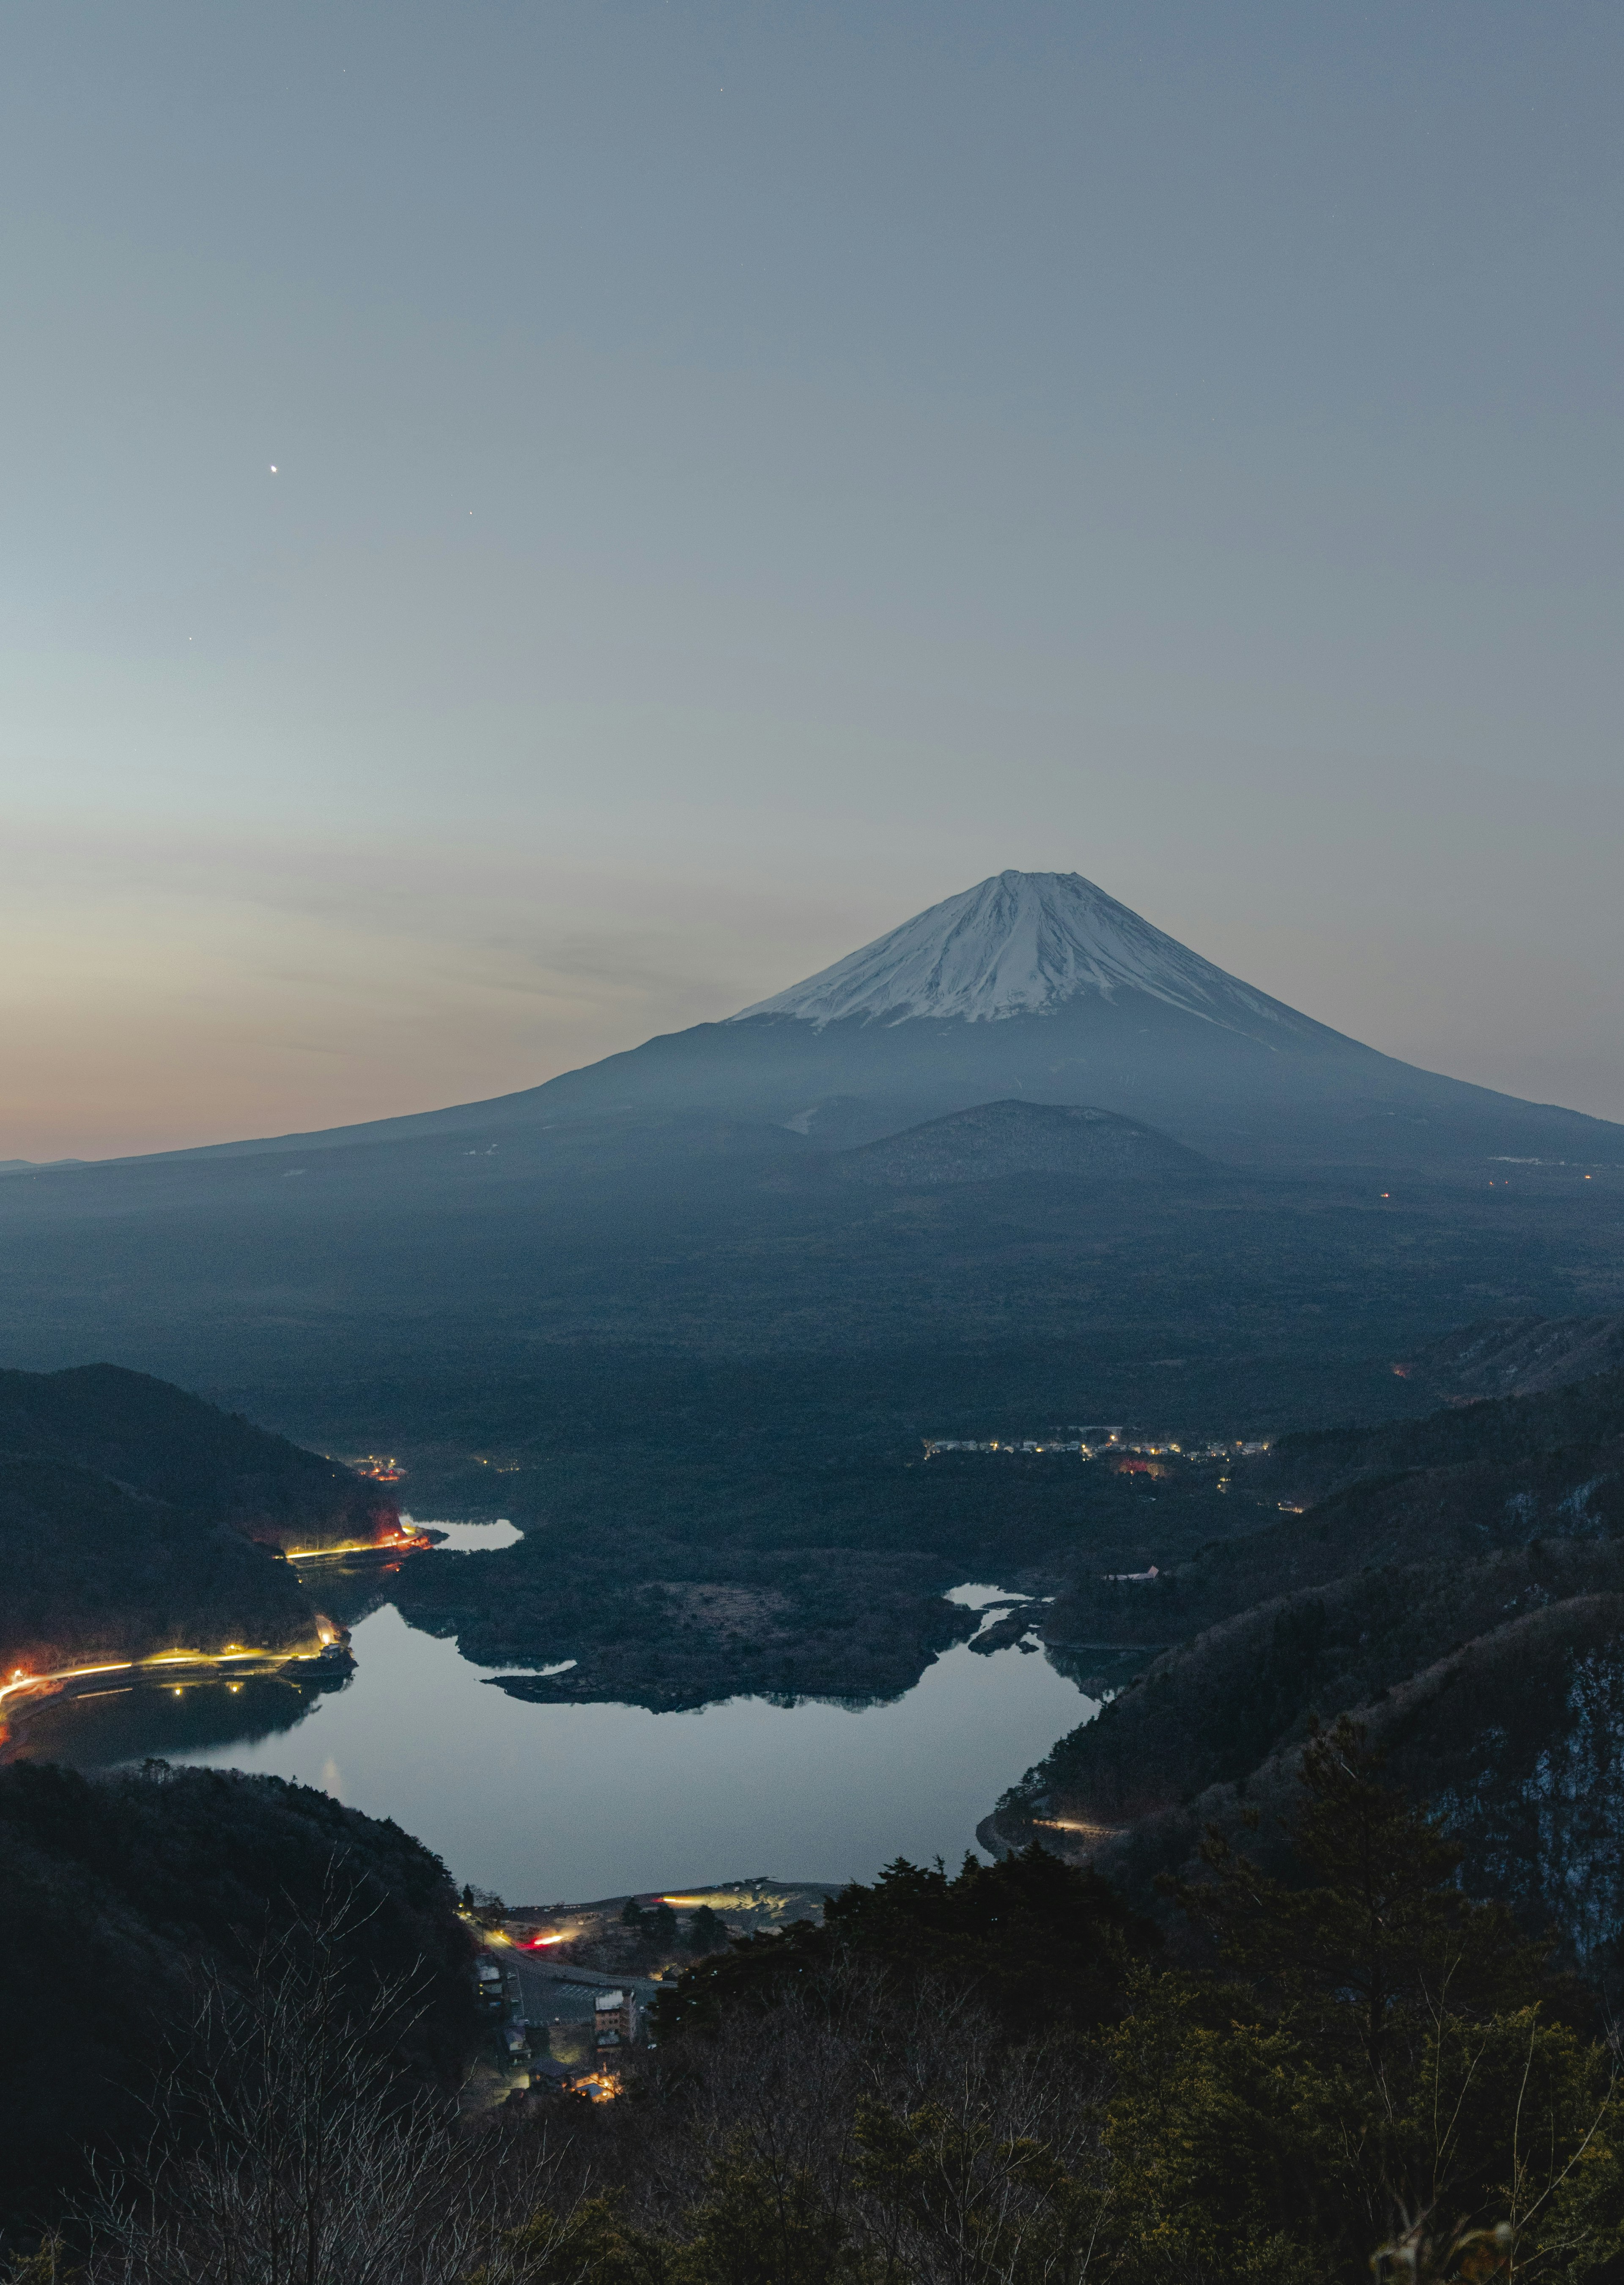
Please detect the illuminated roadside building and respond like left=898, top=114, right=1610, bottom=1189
left=594, top=1987, right=642, bottom=2057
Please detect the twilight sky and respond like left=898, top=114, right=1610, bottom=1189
left=4, top=2, right=1622, bottom=1161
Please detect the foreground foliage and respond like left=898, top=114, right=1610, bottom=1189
left=0, top=1760, right=476, bottom=2235
left=5, top=1736, right=1621, bottom=2285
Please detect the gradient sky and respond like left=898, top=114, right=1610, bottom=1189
left=4, top=2, right=1621, bottom=1160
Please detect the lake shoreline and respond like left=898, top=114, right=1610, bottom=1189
left=16, top=1586, right=1098, bottom=1902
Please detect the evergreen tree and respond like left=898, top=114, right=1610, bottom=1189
left=673, top=2141, right=846, bottom=2285
left=1183, top=1720, right=1552, bottom=2079
left=1158, top=1720, right=1621, bottom=2278
left=686, top=1903, right=728, bottom=1957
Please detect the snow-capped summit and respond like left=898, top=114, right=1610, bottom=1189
left=731, top=870, right=1309, bottom=1035
left=128, top=868, right=1621, bottom=1179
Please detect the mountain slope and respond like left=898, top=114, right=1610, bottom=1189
left=987, top=1368, right=1624, bottom=1969
left=86, top=869, right=1619, bottom=1177
left=0, top=1365, right=401, bottom=1678
left=1398, top=1313, right=1624, bottom=1400
left=0, top=1363, right=398, bottom=1545
left=0, top=1761, right=475, bottom=2231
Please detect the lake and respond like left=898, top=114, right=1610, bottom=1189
left=15, top=1527, right=1095, bottom=1901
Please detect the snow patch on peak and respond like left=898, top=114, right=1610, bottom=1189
left=731, top=871, right=1298, bottom=1032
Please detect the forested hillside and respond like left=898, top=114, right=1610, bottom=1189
left=0, top=1365, right=398, bottom=1676
left=0, top=1363, right=398, bottom=1548
left=0, top=1760, right=476, bottom=2235
left=8, top=1747, right=1621, bottom=2283
left=996, top=1368, right=1624, bottom=1978
left=1399, top=1310, right=1624, bottom=1399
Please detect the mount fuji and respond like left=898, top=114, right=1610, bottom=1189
left=163, top=868, right=1620, bottom=1175
left=732, top=871, right=1321, bottom=1035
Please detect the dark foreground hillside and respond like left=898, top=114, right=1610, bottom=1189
left=8, top=1751, right=1622, bottom=2284
left=993, top=1366, right=1624, bottom=1980
left=0, top=1760, right=476, bottom=2237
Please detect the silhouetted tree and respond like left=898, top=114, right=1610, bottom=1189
left=686, top=1906, right=728, bottom=1959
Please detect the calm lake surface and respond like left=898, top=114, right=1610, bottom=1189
left=26, top=1527, right=1095, bottom=1901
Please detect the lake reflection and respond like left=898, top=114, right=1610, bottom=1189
left=21, top=1537, right=1094, bottom=1901
left=5, top=1669, right=342, bottom=1770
